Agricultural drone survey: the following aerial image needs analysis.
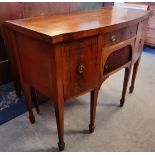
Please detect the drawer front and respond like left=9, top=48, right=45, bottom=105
left=63, top=37, right=99, bottom=99
left=103, top=24, right=138, bottom=47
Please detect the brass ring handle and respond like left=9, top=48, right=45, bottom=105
left=104, top=65, right=109, bottom=72
left=77, top=65, right=85, bottom=74
left=111, top=35, right=116, bottom=42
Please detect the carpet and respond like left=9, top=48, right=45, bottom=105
left=0, top=82, right=47, bottom=125
left=0, top=83, right=27, bottom=124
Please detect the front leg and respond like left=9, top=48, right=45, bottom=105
left=129, top=58, right=140, bottom=93
left=53, top=97, right=65, bottom=151
left=120, top=66, right=131, bottom=107
left=89, top=88, right=99, bottom=133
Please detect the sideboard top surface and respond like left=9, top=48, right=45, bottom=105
left=5, top=6, right=151, bottom=44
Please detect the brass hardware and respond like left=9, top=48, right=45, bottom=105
left=104, top=65, right=109, bottom=72
left=77, top=65, right=84, bottom=74
left=111, top=35, right=116, bottom=42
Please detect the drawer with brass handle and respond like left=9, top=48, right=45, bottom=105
left=103, top=24, right=138, bottom=47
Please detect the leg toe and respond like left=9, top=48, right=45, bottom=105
left=89, top=124, right=95, bottom=133
left=58, top=142, right=65, bottom=151
left=120, top=98, right=125, bottom=107
left=36, top=107, right=40, bottom=114
left=129, top=86, right=134, bottom=94
left=29, top=115, right=35, bottom=124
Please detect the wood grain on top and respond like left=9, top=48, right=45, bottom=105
left=4, top=7, right=151, bottom=44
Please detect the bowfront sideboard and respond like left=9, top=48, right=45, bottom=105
left=3, top=7, right=151, bottom=151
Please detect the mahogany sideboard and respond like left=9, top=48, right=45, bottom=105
left=3, top=7, right=151, bottom=151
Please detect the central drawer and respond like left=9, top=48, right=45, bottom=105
left=62, top=37, right=99, bottom=99
left=103, top=24, right=138, bottom=47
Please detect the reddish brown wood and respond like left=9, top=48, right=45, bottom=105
left=120, top=67, right=131, bottom=107
left=5, top=7, right=151, bottom=44
left=62, top=37, right=99, bottom=99
left=130, top=58, right=140, bottom=93
left=101, top=36, right=135, bottom=109
left=22, top=82, right=35, bottom=123
left=3, top=7, right=150, bottom=151
left=10, top=29, right=36, bottom=123
left=104, top=46, right=132, bottom=74
left=103, top=25, right=137, bottom=48
left=51, top=45, right=65, bottom=151
left=129, top=19, right=148, bottom=94
left=89, top=88, right=100, bottom=133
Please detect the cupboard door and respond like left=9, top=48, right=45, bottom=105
left=103, top=46, right=132, bottom=74
left=63, top=37, right=99, bottom=99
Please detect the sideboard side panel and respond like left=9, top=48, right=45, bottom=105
left=15, top=33, right=53, bottom=96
